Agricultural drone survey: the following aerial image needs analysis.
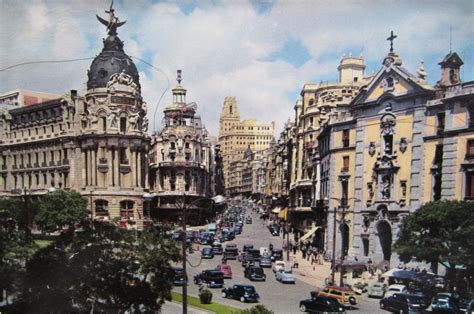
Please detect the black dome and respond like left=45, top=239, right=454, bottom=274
left=87, top=35, right=140, bottom=90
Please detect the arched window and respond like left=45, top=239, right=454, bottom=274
left=120, top=200, right=134, bottom=219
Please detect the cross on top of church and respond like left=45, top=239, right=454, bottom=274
left=387, top=31, right=397, bottom=53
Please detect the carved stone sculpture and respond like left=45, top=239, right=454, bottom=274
left=128, top=112, right=139, bottom=130
left=381, top=175, right=391, bottom=199
left=380, top=113, right=396, bottom=136
left=399, top=137, right=407, bottom=153
left=108, top=111, right=118, bottom=129
left=369, top=142, right=376, bottom=157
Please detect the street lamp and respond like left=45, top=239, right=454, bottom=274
left=174, top=193, right=214, bottom=314
left=330, top=196, right=359, bottom=287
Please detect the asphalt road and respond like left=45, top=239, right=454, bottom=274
left=173, top=208, right=384, bottom=313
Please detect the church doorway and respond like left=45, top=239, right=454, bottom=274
left=376, top=220, right=392, bottom=262
left=340, top=223, right=350, bottom=258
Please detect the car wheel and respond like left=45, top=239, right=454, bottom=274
left=349, top=296, right=357, bottom=305
left=222, top=292, right=227, bottom=298
left=240, top=296, right=246, bottom=303
left=380, top=301, right=385, bottom=309
left=299, top=304, right=307, bottom=312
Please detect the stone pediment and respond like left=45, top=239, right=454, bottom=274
left=352, top=61, right=434, bottom=107
left=107, top=72, right=139, bottom=96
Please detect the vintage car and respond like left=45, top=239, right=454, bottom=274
left=244, top=266, right=266, bottom=281
left=275, top=268, right=295, bottom=284
left=216, top=264, right=233, bottom=279
left=367, top=282, right=386, bottom=298
left=222, top=284, right=260, bottom=303
left=312, top=286, right=358, bottom=309
left=299, top=295, right=346, bottom=313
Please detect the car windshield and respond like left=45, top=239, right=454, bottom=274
left=244, top=286, right=256, bottom=293
left=253, top=268, right=264, bottom=275
left=406, top=296, right=423, bottom=303
left=389, top=288, right=400, bottom=291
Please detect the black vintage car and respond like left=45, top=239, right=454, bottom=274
left=193, top=269, right=224, bottom=288
left=171, top=267, right=187, bottom=286
left=201, top=246, right=214, bottom=259
left=222, top=284, right=260, bottom=303
left=380, top=293, right=428, bottom=313
left=299, top=295, right=346, bottom=313
left=241, top=254, right=255, bottom=267
left=244, top=266, right=266, bottom=281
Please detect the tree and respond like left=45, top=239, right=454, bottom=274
left=394, top=200, right=474, bottom=293
left=34, top=190, right=88, bottom=231
left=240, top=304, right=275, bottom=314
left=15, top=222, right=181, bottom=312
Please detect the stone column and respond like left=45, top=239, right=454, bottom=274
left=137, top=150, right=142, bottom=188
left=130, top=149, right=136, bottom=187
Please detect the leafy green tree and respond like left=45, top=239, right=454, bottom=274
left=16, top=223, right=181, bottom=312
left=394, top=200, right=474, bottom=293
left=0, top=199, right=39, bottom=306
left=34, top=190, right=88, bottom=231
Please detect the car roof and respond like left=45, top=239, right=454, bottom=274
left=389, top=284, right=407, bottom=289
left=326, top=286, right=354, bottom=291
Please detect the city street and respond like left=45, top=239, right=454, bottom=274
left=174, top=208, right=382, bottom=313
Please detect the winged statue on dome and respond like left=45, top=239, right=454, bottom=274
left=96, top=1, right=127, bottom=36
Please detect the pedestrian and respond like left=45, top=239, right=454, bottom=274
left=311, top=251, right=316, bottom=265
left=293, top=243, right=297, bottom=255
left=302, top=247, right=307, bottom=260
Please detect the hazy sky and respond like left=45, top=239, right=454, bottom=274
left=1, top=0, right=473, bottom=136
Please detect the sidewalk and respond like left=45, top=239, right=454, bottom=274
left=285, top=249, right=332, bottom=288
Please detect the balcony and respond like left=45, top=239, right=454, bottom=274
left=41, top=162, right=47, bottom=167
left=34, top=163, right=39, bottom=168
left=1, top=164, right=6, bottom=170
left=99, top=158, right=107, bottom=164
left=49, top=161, right=55, bottom=167
left=12, top=165, right=17, bottom=170
left=62, top=159, right=69, bottom=165
left=340, top=167, right=349, bottom=173
left=26, top=163, right=32, bottom=169
left=19, top=164, right=25, bottom=169
left=119, top=163, right=131, bottom=173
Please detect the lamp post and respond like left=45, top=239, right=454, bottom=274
left=175, top=193, right=214, bottom=314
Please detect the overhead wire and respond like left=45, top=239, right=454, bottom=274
left=0, top=56, right=170, bottom=133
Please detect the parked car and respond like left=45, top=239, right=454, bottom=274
left=216, top=264, right=233, bottom=279
left=244, top=266, right=266, bottom=281
left=267, top=223, right=280, bottom=236
left=259, top=255, right=272, bottom=268
left=241, top=254, right=255, bottom=267
left=201, top=246, right=214, bottom=259
left=312, top=286, right=358, bottom=309
left=222, top=228, right=235, bottom=241
left=234, top=223, right=243, bottom=234
left=245, top=216, right=253, bottom=224
left=368, top=282, right=386, bottom=298
left=259, top=247, right=271, bottom=257
left=385, top=284, right=407, bottom=298
left=431, top=293, right=461, bottom=313
left=380, top=293, right=428, bottom=313
left=171, top=267, right=186, bottom=286
left=299, top=295, right=346, bottom=313
left=193, top=269, right=224, bottom=288
left=276, top=268, right=295, bottom=284
left=211, top=241, right=223, bottom=255
left=222, top=284, right=260, bottom=303
left=271, top=248, right=283, bottom=261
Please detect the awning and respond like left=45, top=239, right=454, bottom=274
left=272, top=207, right=282, bottom=213
left=278, top=207, right=288, bottom=221
left=299, top=226, right=321, bottom=242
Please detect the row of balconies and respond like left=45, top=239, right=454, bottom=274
left=9, top=159, right=70, bottom=170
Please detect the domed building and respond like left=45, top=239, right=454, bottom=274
left=149, top=71, right=214, bottom=225
left=0, top=4, right=150, bottom=230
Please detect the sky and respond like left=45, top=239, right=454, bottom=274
left=1, top=0, right=473, bottom=137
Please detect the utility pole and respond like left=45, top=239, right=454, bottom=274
left=339, top=204, right=346, bottom=287
left=181, top=193, right=188, bottom=314
left=331, top=206, right=336, bottom=285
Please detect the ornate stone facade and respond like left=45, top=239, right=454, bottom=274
left=0, top=6, right=150, bottom=229
left=149, top=71, right=213, bottom=224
